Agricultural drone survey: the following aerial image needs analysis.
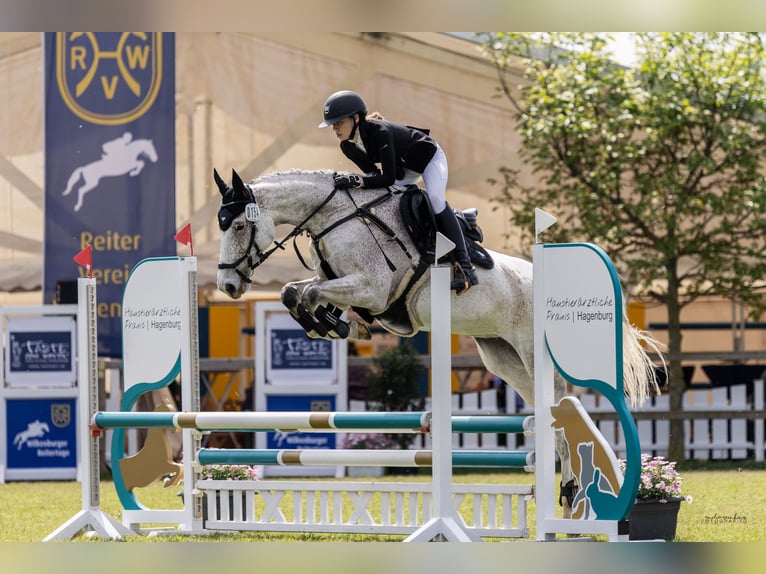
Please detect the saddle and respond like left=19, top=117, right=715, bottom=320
left=397, top=186, right=494, bottom=270
left=310, top=186, right=494, bottom=336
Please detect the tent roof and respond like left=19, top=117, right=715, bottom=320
left=0, top=32, right=531, bottom=297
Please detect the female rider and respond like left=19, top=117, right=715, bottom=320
left=319, top=90, right=478, bottom=294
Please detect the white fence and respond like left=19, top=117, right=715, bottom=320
left=198, top=479, right=532, bottom=539
left=352, top=380, right=766, bottom=462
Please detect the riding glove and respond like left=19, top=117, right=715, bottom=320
left=334, top=174, right=362, bottom=189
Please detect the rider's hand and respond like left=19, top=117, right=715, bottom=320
left=334, top=174, right=362, bottom=190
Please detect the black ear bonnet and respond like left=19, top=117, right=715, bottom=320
left=215, top=169, right=254, bottom=231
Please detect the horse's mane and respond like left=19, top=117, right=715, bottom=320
left=252, top=169, right=335, bottom=186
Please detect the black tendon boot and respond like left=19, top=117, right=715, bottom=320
left=434, top=205, right=478, bottom=294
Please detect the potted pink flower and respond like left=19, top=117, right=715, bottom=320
left=619, top=454, right=692, bottom=540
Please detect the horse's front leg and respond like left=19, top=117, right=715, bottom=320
left=129, top=160, right=145, bottom=176
left=300, top=273, right=385, bottom=314
left=279, top=279, right=348, bottom=339
left=281, top=276, right=378, bottom=340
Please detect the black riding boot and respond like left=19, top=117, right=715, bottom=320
left=435, top=205, right=478, bottom=295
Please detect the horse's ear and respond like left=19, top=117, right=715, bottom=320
left=213, top=168, right=228, bottom=195
left=231, top=169, right=245, bottom=191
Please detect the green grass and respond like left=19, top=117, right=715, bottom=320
left=2, top=463, right=765, bottom=542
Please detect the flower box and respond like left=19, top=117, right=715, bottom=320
left=628, top=497, right=684, bottom=541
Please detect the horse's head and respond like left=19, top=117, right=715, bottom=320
left=144, top=140, right=158, bottom=162
left=130, top=139, right=158, bottom=162
left=215, top=168, right=277, bottom=299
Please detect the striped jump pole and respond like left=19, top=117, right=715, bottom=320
left=92, top=410, right=532, bottom=435
left=197, top=448, right=535, bottom=470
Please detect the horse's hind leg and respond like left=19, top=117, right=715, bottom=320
left=62, top=168, right=82, bottom=197
left=74, top=180, right=98, bottom=212
left=473, top=336, right=576, bottom=518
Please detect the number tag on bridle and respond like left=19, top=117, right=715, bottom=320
left=245, top=202, right=261, bottom=222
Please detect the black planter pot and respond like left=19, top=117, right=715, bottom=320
left=628, top=497, right=684, bottom=541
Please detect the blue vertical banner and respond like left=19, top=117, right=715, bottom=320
left=43, top=33, right=175, bottom=357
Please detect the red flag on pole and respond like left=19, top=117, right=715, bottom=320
left=73, top=245, right=93, bottom=278
left=174, top=223, right=193, bottom=256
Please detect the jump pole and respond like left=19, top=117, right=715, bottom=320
left=92, top=411, right=531, bottom=434
left=44, top=277, right=135, bottom=541
left=404, top=233, right=477, bottom=542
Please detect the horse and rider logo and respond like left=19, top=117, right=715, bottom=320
left=55, top=33, right=163, bottom=212
left=12, top=405, right=70, bottom=450
left=62, top=131, right=158, bottom=212
left=12, top=420, right=50, bottom=450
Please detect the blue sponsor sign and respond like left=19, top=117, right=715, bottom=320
left=9, top=331, right=72, bottom=373
left=43, top=33, right=176, bottom=357
left=265, top=395, right=336, bottom=450
left=5, top=399, right=77, bottom=471
left=270, top=329, right=334, bottom=370
left=4, top=316, right=77, bottom=387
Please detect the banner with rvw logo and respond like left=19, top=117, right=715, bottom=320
left=43, top=33, right=175, bottom=357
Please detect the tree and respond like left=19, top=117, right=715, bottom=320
left=480, top=32, right=766, bottom=462
left=366, top=341, right=426, bottom=450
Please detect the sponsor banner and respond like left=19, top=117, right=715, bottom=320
left=43, top=33, right=176, bottom=357
left=266, top=312, right=338, bottom=384
left=265, top=395, right=336, bottom=450
left=5, top=399, right=77, bottom=471
left=4, top=316, right=76, bottom=387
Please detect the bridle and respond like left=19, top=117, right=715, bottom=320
left=217, top=182, right=342, bottom=284
left=217, top=178, right=411, bottom=285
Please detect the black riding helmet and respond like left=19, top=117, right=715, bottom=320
left=318, top=90, right=367, bottom=128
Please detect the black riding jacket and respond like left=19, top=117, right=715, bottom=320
left=339, top=119, right=437, bottom=189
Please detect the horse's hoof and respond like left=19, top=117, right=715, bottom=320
left=559, top=479, right=578, bottom=510
left=163, top=471, right=183, bottom=488
left=281, top=285, right=300, bottom=309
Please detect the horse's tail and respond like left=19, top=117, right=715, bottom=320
left=63, top=167, right=83, bottom=196
left=622, top=319, right=664, bottom=408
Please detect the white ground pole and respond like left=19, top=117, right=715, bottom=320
left=533, top=211, right=557, bottom=542
left=405, top=232, right=478, bottom=542
left=44, top=277, right=135, bottom=541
